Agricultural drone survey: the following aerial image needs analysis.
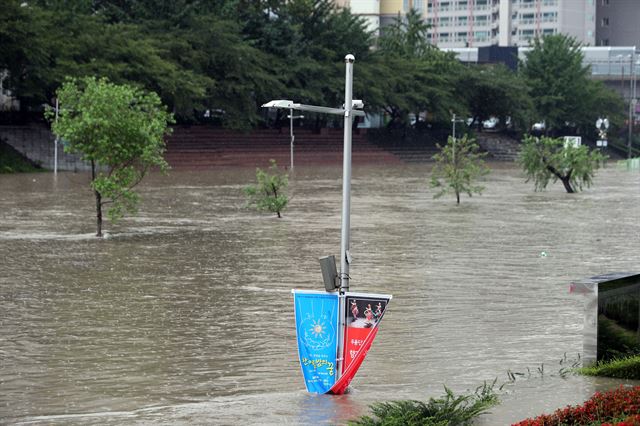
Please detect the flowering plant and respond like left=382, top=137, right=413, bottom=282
left=513, top=386, right=640, bottom=425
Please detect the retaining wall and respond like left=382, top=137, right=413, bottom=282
left=0, top=124, right=90, bottom=171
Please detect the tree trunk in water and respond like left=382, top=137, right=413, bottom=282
left=91, top=160, right=103, bottom=237
left=560, top=176, right=575, bottom=193
left=456, top=190, right=460, bottom=204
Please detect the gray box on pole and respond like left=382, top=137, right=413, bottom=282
left=319, top=255, right=338, bottom=292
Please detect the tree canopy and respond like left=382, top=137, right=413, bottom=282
left=520, top=34, right=624, bottom=136
left=0, top=2, right=627, bottom=142
left=519, top=135, right=605, bottom=193
left=49, top=76, right=174, bottom=236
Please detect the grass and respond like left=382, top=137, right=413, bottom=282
left=579, top=354, right=640, bottom=380
left=348, top=381, right=498, bottom=426
left=0, top=139, right=43, bottom=173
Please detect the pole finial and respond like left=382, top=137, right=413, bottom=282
left=345, top=54, right=355, bottom=63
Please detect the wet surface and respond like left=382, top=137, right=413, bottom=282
left=1, top=163, right=639, bottom=424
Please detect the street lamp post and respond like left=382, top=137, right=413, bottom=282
left=54, top=98, right=59, bottom=175
left=262, top=57, right=364, bottom=292
left=628, top=53, right=638, bottom=159
left=262, top=54, right=365, bottom=378
left=287, top=109, right=304, bottom=170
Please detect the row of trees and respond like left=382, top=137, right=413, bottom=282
left=2, top=1, right=625, bottom=138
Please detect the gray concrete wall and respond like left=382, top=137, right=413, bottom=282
left=0, top=124, right=91, bottom=171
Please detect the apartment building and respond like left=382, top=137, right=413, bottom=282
left=426, top=0, right=596, bottom=48
left=335, top=0, right=429, bottom=34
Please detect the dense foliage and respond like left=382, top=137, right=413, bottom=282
left=431, top=135, right=489, bottom=204
left=579, top=355, right=640, bottom=380
left=49, top=77, right=173, bottom=236
left=1, top=1, right=626, bottom=139
left=349, top=382, right=498, bottom=426
left=513, top=386, right=640, bottom=426
left=519, top=135, right=606, bottom=193
left=520, top=34, right=625, bottom=137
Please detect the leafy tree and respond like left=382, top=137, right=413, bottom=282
left=519, top=135, right=606, bottom=193
left=244, top=160, right=289, bottom=218
left=431, top=135, right=489, bottom=204
left=48, top=77, right=174, bottom=236
left=456, top=64, right=533, bottom=132
left=520, top=34, right=623, bottom=137
left=376, top=10, right=461, bottom=127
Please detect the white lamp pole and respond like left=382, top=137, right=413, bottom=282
left=262, top=54, right=365, bottom=381
left=262, top=56, right=365, bottom=291
left=340, top=54, right=354, bottom=293
left=54, top=98, right=59, bottom=175
left=287, top=109, right=304, bottom=170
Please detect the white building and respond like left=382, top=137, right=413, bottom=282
left=426, top=0, right=596, bottom=48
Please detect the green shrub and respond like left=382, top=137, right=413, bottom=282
left=348, top=381, right=498, bottom=426
left=244, top=159, right=288, bottom=218
left=579, top=355, right=640, bottom=380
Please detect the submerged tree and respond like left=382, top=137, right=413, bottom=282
left=519, top=135, right=606, bottom=193
left=244, top=159, right=289, bottom=218
left=49, top=77, right=174, bottom=237
left=431, top=135, right=490, bottom=204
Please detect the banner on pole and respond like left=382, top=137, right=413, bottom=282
left=330, top=292, right=391, bottom=395
left=293, top=290, right=339, bottom=394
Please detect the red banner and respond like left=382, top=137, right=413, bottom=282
left=329, top=294, right=390, bottom=395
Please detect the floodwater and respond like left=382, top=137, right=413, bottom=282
left=1, top=162, right=639, bottom=425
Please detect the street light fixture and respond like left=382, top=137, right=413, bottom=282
left=261, top=74, right=365, bottom=294
left=262, top=54, right=365, bottom=377
left=286, top=110, right=304, bottom=170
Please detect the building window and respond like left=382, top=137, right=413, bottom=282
left=519, top=29, right=535, bottom=40
left=521, top=13, right=535, bottom=24
left=543, top=28, right=555, bottom=35
left=601, top=0, right=609, bottom=5
left=601, top=17, right=609, bottom=27
left=600, top=38, right=609, bottom=46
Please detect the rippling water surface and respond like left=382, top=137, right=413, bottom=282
left=1, top=163, right=639, bottom=425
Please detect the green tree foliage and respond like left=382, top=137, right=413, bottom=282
left=457, top=64, right=533, bottom=131
left=244, top=160, right=289, bottom=218
left=520, top=34, right=624, bottom=135
left=2, top=2, right=626, bottom=139
left=519, top=135, right=606, bottom=193
left=431, top=135, right=490, bottom=204
left=375, top=10, right=462, bottom=127
left=48, top=77, right=174, bottom=236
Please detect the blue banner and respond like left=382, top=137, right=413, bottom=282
left=293, top=291, right=339, bottom=394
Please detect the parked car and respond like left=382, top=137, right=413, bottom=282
left=482, top=117, right=499, bottom=129
left=532, top=121, right=546, bottom=131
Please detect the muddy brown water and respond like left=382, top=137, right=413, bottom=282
left=1, top=163, right=639, bottom=425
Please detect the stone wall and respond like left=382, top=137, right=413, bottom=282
left=476, top=133, right=521, bottom=161
left=0, top=124, right=91, bottom=171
